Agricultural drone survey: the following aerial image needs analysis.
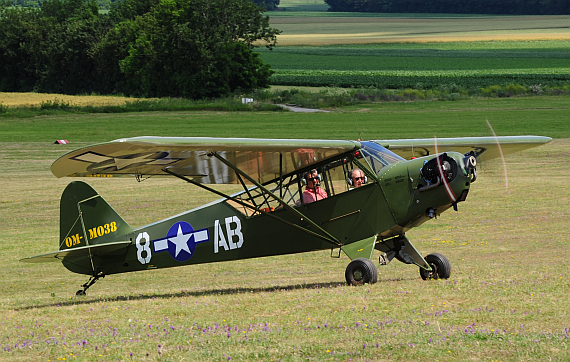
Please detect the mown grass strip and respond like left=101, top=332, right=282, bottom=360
left=2, top=95, right=570, bottom=141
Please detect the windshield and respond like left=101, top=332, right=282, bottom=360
left=360, top=141, right=404, bottom=173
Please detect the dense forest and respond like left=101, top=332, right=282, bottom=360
left=325, top=0, right=570, bottom=14
left=0, top=0, right=279, bottom=98
left=8, top=0, right=280, bottom=10
left=9, top=0, right=566, bottom=14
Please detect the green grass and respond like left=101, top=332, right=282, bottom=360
left=2, top=96, right=569, bottom=141
left=1, top=100, right=569, bottom=361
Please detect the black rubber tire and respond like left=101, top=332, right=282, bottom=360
left=345, top=258, right=378, bottom=286
left=420, top=253, right=451, bottom=280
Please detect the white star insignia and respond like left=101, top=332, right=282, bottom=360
left=167, top=224, right=192, bottom=257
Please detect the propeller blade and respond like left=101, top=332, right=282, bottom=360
left=434, top=136, right=457, bottom=203
left=485, top=119, right=509, bottom=191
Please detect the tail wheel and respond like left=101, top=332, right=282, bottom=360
left=345, top=258, right=378, bottom=286
left=420, top=253, right=451, bottom=280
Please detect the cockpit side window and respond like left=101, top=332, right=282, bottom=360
left=360, top=141, right=405, bottom=174
left=226, top=146, right=402, bottom=215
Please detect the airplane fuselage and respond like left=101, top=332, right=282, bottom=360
left=63, top=152, right=472, bottom=277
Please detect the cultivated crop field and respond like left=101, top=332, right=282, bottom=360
left=261, top=40, right=570, bottom=88
left=263, top=7, right=570, bottom=89
left=1, top=97, right=569, bottom=360
left=269, top=13, right=570, bottom=44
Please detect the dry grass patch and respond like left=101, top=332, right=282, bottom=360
left=276, top=32, right=570, bottom=46
left=0, top=92, right=149, bottom=107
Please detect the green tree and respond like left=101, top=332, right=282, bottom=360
left=34, top=0, right=111, bottom=94
left=0, top=0, right=278, bottom=97
left=0, top=0, right=111, bottom=93
left=250, top=0, right=280, bottom=11
left=106, top=0, right=279, bottom=98
left=0, top=4, right=39, bottom=91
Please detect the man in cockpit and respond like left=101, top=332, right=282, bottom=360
left=349, top=168, right=366, bottom=188
left=300, top=169, right=328, bottom=204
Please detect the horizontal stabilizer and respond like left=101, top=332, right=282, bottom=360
left=20, top=241, right=131, bottom=263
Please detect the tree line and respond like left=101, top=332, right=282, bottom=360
left=325, top=0, right=570, bottom=15
left=7, top=0, right=279, bottom=11
left=0, top=0, right=279, bottom=98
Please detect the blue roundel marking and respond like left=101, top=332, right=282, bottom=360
left=152, top=221, right=210, bottom=262
left=166, top=222, right=194, bottom=262
left=155, top=221, right=208, bottom=262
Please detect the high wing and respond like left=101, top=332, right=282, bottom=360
left=372, top=136, right=552, bottom=162
left=51, top=137, right=361, bottom=184
left=19, top=241, right=131, bottom=263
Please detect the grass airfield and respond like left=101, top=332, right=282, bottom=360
left=1, top=99, right=569, bottom=361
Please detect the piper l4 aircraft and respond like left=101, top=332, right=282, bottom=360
left=21, top=135, right=551, bottom=295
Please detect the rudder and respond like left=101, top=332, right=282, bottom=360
left=60, top=181, right=133, bottom=250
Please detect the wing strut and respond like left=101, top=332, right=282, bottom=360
left=208, top=152, right=342, bottom=246
left=234, top=172, right=259, bottom=209
left=162, top=167, right=343, bottom=247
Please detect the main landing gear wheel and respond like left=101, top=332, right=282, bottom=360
left=420, top=253, right=451, bottom=280
left=345, top=258, right=378, bottom=286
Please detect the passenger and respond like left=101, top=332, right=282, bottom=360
left=300, top=169, right=328, bottom=204
left=349, top=168, right=367, bottom=188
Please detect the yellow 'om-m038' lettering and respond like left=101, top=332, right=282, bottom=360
left=88, top=221, right=117, bottom=240
left=65, top=234, right=83, bottom=248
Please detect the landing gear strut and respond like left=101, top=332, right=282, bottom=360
left=76, top=272, right=105, bottom=296
left=419, top=253, right=451, bottom=280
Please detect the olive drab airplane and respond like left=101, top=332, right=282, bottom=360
left=21, top=135, right=551, bottom=295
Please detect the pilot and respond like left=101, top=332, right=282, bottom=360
left=300, top=169, right=328, bottom=204
left=348, top=168, right=367, bottom=188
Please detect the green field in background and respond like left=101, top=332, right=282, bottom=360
left=259, top=40, right=570, bottom=87
left=259, top=41, right=570, bottom=71
left=262, top=6, right=570, bottom=88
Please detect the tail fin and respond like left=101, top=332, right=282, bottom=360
left=60, top=181, right=133, bottom=251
